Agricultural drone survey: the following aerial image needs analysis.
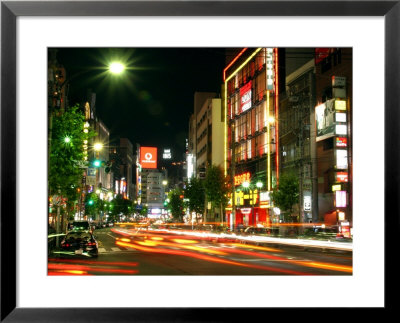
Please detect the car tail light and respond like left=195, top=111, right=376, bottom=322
left=87, top=242, right=96, bottom=246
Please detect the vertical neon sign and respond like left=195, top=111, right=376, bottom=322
left=274, top=48, right=280, bottom=186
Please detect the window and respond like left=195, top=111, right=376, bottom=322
left=234, top=92, right=240, bottom=116
left=246, top=112, right=252, bottom=137
left=255, top=73, right=266, bottom=102
left=255, top=50, right=266, bottom=71
left=234, top=119, right=239, bottom=142
left=247, top=139, right=252, bottom=159
left=241, top=142, right=246, bottom=161
left=240, top=115, right=246, bottom=140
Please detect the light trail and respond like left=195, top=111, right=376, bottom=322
left=115, top=240, right=311, bottom=275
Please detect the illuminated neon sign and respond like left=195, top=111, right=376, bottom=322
left=336, top=137, right=347, bottom=147
left=335, top=191, right=347, bottom=207
left=336, top=172, right=348, bottom=182
left=336, top=149, right=348, bottom=169
left=266, top=48, right=274, bottom=90
left=240, top=81, right=252, bottom=113
left=140, top=147, right=157, bottom=169
left=335, top=100, right=346, bottom=111
left=234, top=172, right=251, bottom=186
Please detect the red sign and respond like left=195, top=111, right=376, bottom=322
left=315, top=48, right=331, bottom=64
left=336, top=137, right=347, bottom=147
left=140, top=147, right=157, bottom=169
left=240, top=81, right=252, bottom=113
left=234, top=172, right=250, bottom=186
left=336, top=172, right=348, bottom=182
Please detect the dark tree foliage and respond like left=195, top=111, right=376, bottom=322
left=168, top=189, right=184, bottom=222
left=184, top=178, right=205, bottom=218
left=84, top=192, right=100, bottom=220
left=49, top=104, right=96, bottom=201
left=270, top=171, right=299, bottom=220
left=108, top=194, right=133, bottom=222
left=204, top=165, right=229, bottom=211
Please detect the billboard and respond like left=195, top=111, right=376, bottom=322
left=240, top=81, right=252, bottom=113
left=315, top=99, right=335, bottom=141
left=162, top=148, right=172, bottom=159
left=140, top=147, right=157, bottom=169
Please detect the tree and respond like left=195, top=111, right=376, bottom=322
left=49, top=105, right=94, bottom=195
left=184, top=178, right=205, bottom=223
left=203, top=165, right=230, bottom=223
left=270, top=172, right=299, bottom=222
left=167, top=189, right=184, bottom=223
left=108, top=194, right=133, bottom=222
left=49, top=104, right=96, bottom=223
left=84, top=192, right=100, bottom=220
left=139, top=204, right=148, bottom=219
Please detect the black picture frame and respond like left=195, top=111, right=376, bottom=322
left=1, top=1, right=398, bottom=321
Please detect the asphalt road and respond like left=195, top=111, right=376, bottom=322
left=48, top=226, right=352, bottom=276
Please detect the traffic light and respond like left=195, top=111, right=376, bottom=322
left=92, top=159, right=106, bottom=168
left=105, top=161, right=112, bottom=173
left=87, top=199, right=94, bottom=205
left=92, top=159, right=101, bottom=167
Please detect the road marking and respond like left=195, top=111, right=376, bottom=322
left=111, top=247, right=121, bottom=251
left=98, top=248, right=107, bottom=253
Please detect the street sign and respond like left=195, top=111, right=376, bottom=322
left=87, top=167, right=96, bottom=185
left=52, top=195, right=61, bottom=206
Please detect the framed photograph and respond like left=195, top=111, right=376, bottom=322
left=1, top=1, right=397, bottom=321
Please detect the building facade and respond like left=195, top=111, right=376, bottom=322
left=224, top=48, right=281, bottom=229
left=187, top=92, right=217, bottom=178
left=279, top=59, right=317, bottom=223
left=314, top=48, right=353, bottom=236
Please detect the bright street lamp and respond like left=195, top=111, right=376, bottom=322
left=242, top=181, right=250, bottom=188
left=109, top=62, right=125, bottom=74
left=94, top=143, right=103, bottom=151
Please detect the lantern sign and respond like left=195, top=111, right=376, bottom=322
left=234, top=172, right=251, bottom=186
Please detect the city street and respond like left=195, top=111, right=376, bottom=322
left=48, top=226, right=352, bottom=276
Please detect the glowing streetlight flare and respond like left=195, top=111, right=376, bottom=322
left=109, top=62, right=125, bottom=74
left=94, top=143, right=103, bottom=151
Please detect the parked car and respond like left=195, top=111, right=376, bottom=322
left=243, top=226, right=270, bottom=235
left=68, top=220, right=94, bottom=233
left=60, top=231, right=98, bottom=257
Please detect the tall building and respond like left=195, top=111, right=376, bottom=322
left=280, top=59, right=317, bottom=223
left=93, top=119, right=111, bottom=192
left=195, top=97, right=224, bottom=177
left=135, top=145, right=167, bottom=217
left=314, top=48, right=352, bottom=236
left=48, top=49, right=67, bottom=113
left=118, top=138, right=135, bottom=200
left=224, top=48, right=282, bottom=229
left=188, top=92, right=217, bottom=178
left=141, top=169, right=164, bottom=217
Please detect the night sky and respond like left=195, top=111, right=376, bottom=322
left=54, top=48, right=315, bottom=160
left=54, top=48, right=228, bottom=160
